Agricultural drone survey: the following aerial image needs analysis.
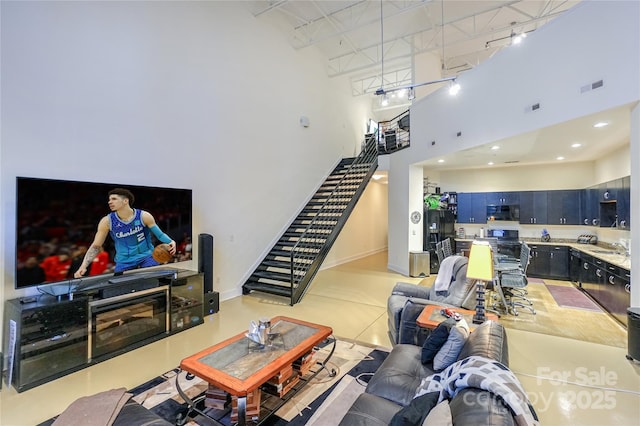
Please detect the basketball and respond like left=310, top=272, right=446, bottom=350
left=152, top=244, right=173, bottom=264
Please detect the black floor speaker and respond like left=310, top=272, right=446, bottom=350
left=205, top=290, right=220, bottom=315
left=198, top=233, right=214, bottom=293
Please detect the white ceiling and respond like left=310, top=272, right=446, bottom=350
left=418, top=103, right=632, bottom=171
left=245, top=1, right=631, bottom=170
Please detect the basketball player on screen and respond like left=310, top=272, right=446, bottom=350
left=73, top=188, right=176, bottom=277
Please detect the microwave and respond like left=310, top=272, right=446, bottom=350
left=486, top=205, right=520, bottom=221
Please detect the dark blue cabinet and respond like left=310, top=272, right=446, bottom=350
left=547, top=190, right=581, bottom=225
left=457, top=193, right=486, bottom=223
left=617, top=176, right=630, bottom=230
left=519, top=191, right=547, bottom=224
left=580, top=187, right=599, bottom=226
left=600, top=180, right=619, bottom=202
left=485, top=191, right=519, bottom=205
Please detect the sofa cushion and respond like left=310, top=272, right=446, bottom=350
left=433, top=320, right=470, bottom=372
left=449, top=388, right=516, bottom=426
left=388, top=391, right=440, bottom=426
left=338, top=392, right=402, bottom=426
left=421, top=318, right=456, bottom=363
left=457, top=320, right=509, bottom=366
left=423, top=400, right=452, bottom=426
left=397, top=298, right=437, bottom=346
left=366, top=344, right=434, bottom=407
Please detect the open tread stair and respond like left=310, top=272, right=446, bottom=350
left=242, top=137, right=378, bottom=304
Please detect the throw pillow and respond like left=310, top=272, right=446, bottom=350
left=433, top=319, right=470, bottom=372
left=389, top=391, right=440, bottom=426
left=422, top=400, right=452, bottom=426
left=421, top=318, right=456, bottom=364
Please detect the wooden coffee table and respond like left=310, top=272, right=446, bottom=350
left=177, top=316, right=333, bottom=425
left=416, top=305, right=499, bottom=330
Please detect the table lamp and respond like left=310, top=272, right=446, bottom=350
left=467, top=241, right=495, bottom=324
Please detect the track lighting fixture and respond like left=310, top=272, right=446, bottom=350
left=375, top=76, right=460, bottom=99
left=375, top=0, right=461, bottom=103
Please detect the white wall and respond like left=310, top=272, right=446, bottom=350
left=387, top=1, right=640, bottom=274
left=436, top=161, right=597, bottom=193
left=0, top=1, right=377, bottom=324
left=594, top=144, right=632, bottom=184
left=322, top=180, right=388, bottom=268
left=434, top=143, right=630, bottom=195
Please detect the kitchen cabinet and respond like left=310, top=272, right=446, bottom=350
left=601, top=264, right=630, bottom=325
left=600, top=180, right=619, bottom=203
left=456, top=193, right=486, bottom=224
left=546, top=190, right=581, bottom=225
left=527, top=245, right=569, bottom=279
left=572, top=248, right=630, bottom=327
left=580, top=187, right=599, bottom=226
left=519, top=191, right=547, bottom=224
left=569, top=249, right=582, bottom=284
left=580, top=254, right=606, bottom=303
left=617, top=176, right=630, bottom=230
left=527, top=244, right=548, bottom=277
left=485, top=191, right=519, bottom=205
left=548, top=246, right=570, bottom=279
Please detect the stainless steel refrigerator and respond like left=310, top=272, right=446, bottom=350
left=423, top=208, right=457, bottom=273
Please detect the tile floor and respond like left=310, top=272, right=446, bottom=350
left=1, top=251, right=639, bottom=425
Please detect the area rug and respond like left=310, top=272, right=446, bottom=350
left=126, top=339, right=388, bottom=425
left=544, top=283, right=602, bottom=312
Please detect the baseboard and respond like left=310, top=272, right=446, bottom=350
left=320, top=247, right=387, bottom=270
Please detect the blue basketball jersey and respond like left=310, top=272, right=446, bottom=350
left=108, top=209, right=154, bottom=268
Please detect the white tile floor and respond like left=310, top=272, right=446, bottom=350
left=1, top=251, right=639, bottom=425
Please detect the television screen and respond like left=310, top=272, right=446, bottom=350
left=15, top=177, right=193, bottom=289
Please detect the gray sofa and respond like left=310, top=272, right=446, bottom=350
left=339, top=320, right=538, bottom=426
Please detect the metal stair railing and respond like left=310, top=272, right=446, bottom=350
left=288, top=135, right=378, bottom=305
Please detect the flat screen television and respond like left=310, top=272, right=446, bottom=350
left=15, top=177, right=193, bottom=289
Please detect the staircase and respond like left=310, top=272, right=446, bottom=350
left=242, top=136, right=378, bottom=305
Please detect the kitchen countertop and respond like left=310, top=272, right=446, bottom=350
left=455, top=237, right=631, bottom=271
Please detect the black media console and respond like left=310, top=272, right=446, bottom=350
left=3, top=269, right=206, bottom=392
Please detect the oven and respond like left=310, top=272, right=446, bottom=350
left=88, top=286, right=169, bottom=361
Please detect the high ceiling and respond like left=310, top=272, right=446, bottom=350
left=246, top=1, right=581, bottom=95
left=245, top=1, right=631, bottom=170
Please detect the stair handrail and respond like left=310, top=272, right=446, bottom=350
left=378, top=109, right=410, bottom=154
left=289, top=134, right=378, bottom=304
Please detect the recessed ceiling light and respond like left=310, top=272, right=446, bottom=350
left=571, top=143, right=582, bottom=148
left=488, top=161, right=494, bottom=165
left=491, top=145, right=500, bottom=150
left=593, top=121, right=609, bottom=128
left=557, top=156, right=565, bottom=160
left=437, top=159, right=445, bottom=163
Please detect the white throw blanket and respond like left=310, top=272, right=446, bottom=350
left=433, top=255, right=465, bottom=295
left=415, top=356, right=539, bottom=426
